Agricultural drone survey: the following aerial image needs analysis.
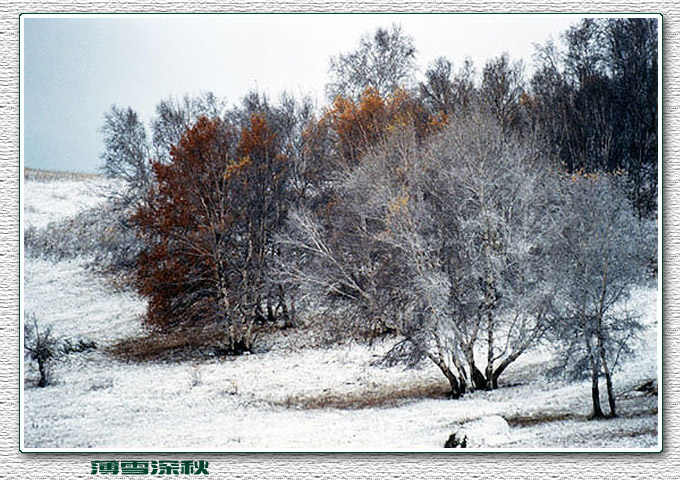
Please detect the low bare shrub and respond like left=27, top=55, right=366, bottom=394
left=24, top=314, right=59, bottom=387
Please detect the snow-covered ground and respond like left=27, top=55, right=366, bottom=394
left=21, top=174, right=661, bottom=452
left=22, top=174, right=112, bottom=230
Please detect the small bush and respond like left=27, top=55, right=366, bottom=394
left=24, top=314, right=99, bottom=387
left=24, top=314, right=59, bottom=387
left=61, top=338, right=98, bottom=355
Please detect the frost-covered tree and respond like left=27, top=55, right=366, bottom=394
left=100, top=105, right=151, bottom=206
left=549, top=173, right=655, bottom=418
left=276, top=127, right=467, bottom=391
left=326, top=24, right=417, bottom=101
left=278, top=109, right=559, bottom=397
left=431, top=110, right=561, bottom=390
left=389, top=108, right=562, bottom=392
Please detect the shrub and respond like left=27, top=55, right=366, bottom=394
left=24, top=314, right=60, bottom=387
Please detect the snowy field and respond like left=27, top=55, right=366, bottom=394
left=22, top=170, right=113, bottom=231
left=21, top=173, right=661, bottom=451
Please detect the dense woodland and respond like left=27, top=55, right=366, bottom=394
left=28, top=18, right=658, bottom=420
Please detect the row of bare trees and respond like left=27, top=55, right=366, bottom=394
left=96, top=19, right=657, bottom=417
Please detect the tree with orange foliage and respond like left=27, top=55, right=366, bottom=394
left=320, top=87, right=447, bottom=168
left=132, top=114, right=290, bottom=352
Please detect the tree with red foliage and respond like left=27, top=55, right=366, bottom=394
left=132, top=115, right=289, bottom=352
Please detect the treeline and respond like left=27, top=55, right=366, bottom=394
left=97, top=19, right=657, bottom=418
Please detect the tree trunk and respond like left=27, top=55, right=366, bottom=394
left=451, top=358, right=468, bottom=395
left=594, top=266, right=615, bottom=418
left=37, top=359, right=47, bottom=388
left=465, top=312, right=482, bottom=391
left=599, top=343, right=616, bottom=417
left=472, top=363, right=488, bottom=391
left=590, top=368, right=604, bottom=419
left=485, top=315, right=494, bottom=390
left=491, top=333, right=537, bottom=389
left=443, top=368, right=461, bottom=399
left=491, top=364, right=504, bottom=390
left=586, top=337, right=604, bottom=419
left=428, top=353, right=461, bottom=399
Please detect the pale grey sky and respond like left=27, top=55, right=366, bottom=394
left=21, top=13, right=581, bottom=173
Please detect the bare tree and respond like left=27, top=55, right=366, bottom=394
left=227, top=90, right=319, bottom=326
left=419, top=57, right=455, bottom=114
left=548, top=173, right=654, bottom=418
left=99, top=105, right=151, bottom=206
left=151, top=92, right=226, bottom=164
left=605, top=18, right=658, bottom=216
left=97, top=106, right=154, bottom=277
left=420, top=57, right=477, bottom=116
left=529, top=18, right=658, bottom=217
left=480, top=53, right=525, bottom=134
left=326, top=24, right=417, bottom=101
left=24, top=314, right=60, bottom=387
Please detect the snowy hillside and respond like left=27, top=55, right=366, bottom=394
left=21, top=172, right=661, bottom=452
left=23, top=169, right=113, bottom=230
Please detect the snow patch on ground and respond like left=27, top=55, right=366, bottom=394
left=23, top=257, right=145, bottom=343
left=23, top=177, right=113, bottom=230
left=446, top=415, right=510, bottom=448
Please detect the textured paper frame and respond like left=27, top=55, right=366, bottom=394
left=4, top=2, right=677, bottom=477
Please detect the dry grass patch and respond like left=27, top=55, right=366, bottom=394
left=109, top=324, right=268, bottom=363
left=618, top=426, right=658, bottom=438
left=505, top=412, right=581, bottom=427
left=274, top=381, right=450, bottom=410
left=506, top=397, right=657, bottom=428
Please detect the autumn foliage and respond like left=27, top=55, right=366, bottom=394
left=129, top=89, right=443, bottom=346
left=320, top=87, right=447, bottom=167
left=132, top=115, right=289, bottom=350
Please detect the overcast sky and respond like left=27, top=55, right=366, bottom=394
left=22, top=14, right=583, bottom=173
